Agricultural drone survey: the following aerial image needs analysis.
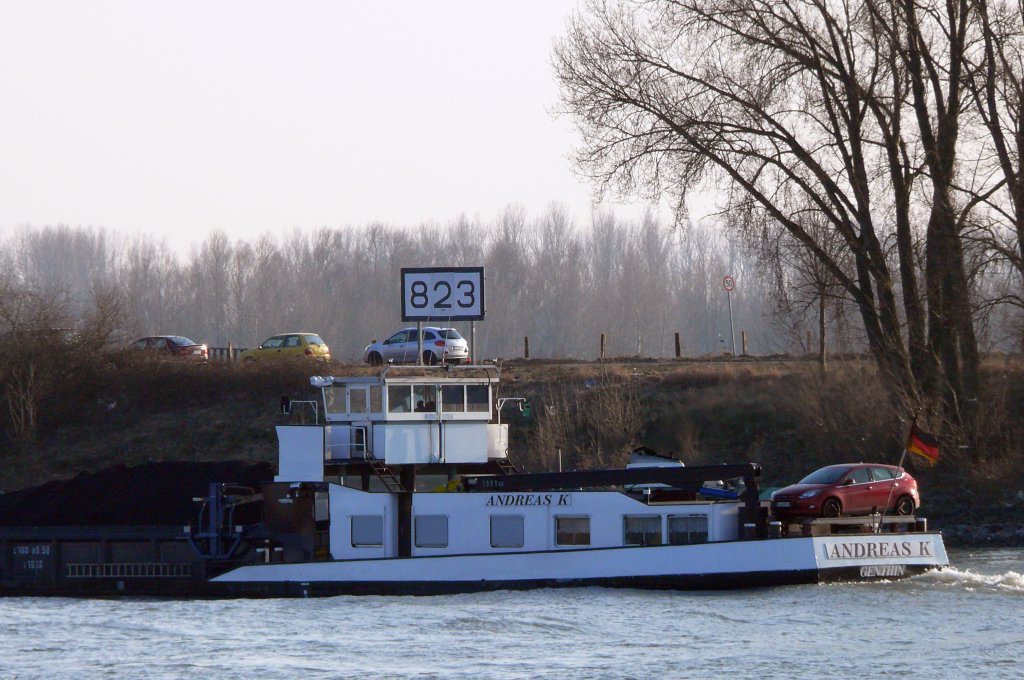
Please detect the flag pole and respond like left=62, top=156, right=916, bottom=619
left=876, top=447, right=907, bottom=533
left=877, top=414, right=916, bottom=534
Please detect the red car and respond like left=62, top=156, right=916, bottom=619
left=131, top=335, right=209, bottom=361
left=771, top=463, right=919, bottom=521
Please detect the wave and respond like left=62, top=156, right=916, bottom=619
left=913, top=566, right=1024, bottom=593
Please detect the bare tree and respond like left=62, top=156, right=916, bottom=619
left=553, top=0, right=991, bottom=431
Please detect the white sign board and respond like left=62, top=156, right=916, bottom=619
left=723, top=275, right=736, bottom=292
left=401, top=267, right=485, bottom=321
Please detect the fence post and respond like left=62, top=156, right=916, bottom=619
left=227, top=341, right=235, bottom=362
left=674, top=332, right=681, bottom=359
left=599, top=333, right=606, bottom=360
left=524, top=336, right=530, bottom=360
left=806, top=330, right=812, bottom=354
left=741, top=331, right=747, bottom=356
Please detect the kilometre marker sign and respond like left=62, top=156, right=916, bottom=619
left=401, top=267, right=485, bottom=322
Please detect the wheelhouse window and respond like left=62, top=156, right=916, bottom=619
left=490, top=515, right=524, bottom=548
left=349, top=389, right=367, bottom=414
left=555, top=516, right=591, bottom=546
left=413, top=385, right=437, bottom=412
left=351, top=515, right=384, bottom=547
left=624, top=515, right=662, bottom=546
left=668, top=515, right=708, bottom=545
left=466, top=384, right=489, bottom=413
left=441, top=384, right=465, bottom=412
left=325, top=386, right=341, bottom=412
left=414, top=515, right=448, bottom=548
left=368, top=385, right=383, bottom=413
left=388, top=385, right=412, bottom=413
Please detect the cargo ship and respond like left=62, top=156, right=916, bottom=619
left=0, top=365, right=948, bottom=597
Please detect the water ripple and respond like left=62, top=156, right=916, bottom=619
left=1, top=548, right=1022, bottom=679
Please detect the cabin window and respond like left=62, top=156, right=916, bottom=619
left=369, top=385, right=383, bottom=413
left=466, top=384, right=489, bottom=413
left=668, top=515, right=708, bottom=545
left=351, top=515, right=384, bottom=547
left=325, top=386, right=342, bottom=413
left=413, top=385, right=437, bottom=412
left=349, top=389, right=367, bottom=414
left=624, top=515, right=662, bottom=546
left=441, top=385, right=465, bottom=412
left=555, top=516, right=591, bottom=546
left=388, top=385, right=412, bottom=413
left=490, top=515, right=524, bottom=548
left=414, top=515, right=448, bottom=548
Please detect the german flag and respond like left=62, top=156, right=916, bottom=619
left=906, top=423, right=939, bottom=464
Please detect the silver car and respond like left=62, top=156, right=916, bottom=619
left=364, top=327, right=470, bottom=366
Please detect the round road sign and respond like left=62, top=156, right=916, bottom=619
left=723, top=275, right=736, bottom=292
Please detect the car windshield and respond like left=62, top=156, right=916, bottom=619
left=437, top=329, right=463, bottom=340
left=303, top=334, right=325, bottom=345
left=798, top=466, right=852, bottom=485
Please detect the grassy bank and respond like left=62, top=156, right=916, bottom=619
left=2, top=355, right=1022, bottom=537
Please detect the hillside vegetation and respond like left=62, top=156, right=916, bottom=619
left=2, top=354, right=1021, bottom=536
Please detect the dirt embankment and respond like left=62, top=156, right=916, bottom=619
left=1, top=356, right=1021, bottom=544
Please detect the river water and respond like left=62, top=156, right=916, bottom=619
left=1, top=547, right=1021, bottom=680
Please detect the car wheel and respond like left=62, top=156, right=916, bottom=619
left=368, top=352, right=383, bottom=367
left=423, top=350, right=438, bottom=366
left=894, top=495, right=915, bottom=516
left=822, top=498, right=842, bottom=518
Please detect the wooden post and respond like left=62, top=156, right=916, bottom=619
left=674, top=332, right=681, bottom=358
left=806, top=330, right=812, bottom=354
left=741, top=331, right=748, bottom=356
left=524, top=336, right=530, bottom=359
left=599, top=333, right=606, bottom=360
left=227, top=341, right=235, bottom=362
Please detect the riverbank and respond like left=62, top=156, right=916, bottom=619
left=1, top=355, right=1020, bottom=545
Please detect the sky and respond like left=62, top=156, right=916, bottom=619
left=0, top=0, right=664, bottom=253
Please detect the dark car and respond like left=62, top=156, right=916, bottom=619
left=132, top=335, right=209, bottom=361
left=771, top=463, right=919, bottom=521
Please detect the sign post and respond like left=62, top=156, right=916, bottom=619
left=723, top=275, right=737, bottom=356
left=401, top=267, right=486, bottom=363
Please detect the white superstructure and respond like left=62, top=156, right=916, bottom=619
left=209, top=367, right=949, bottom=595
